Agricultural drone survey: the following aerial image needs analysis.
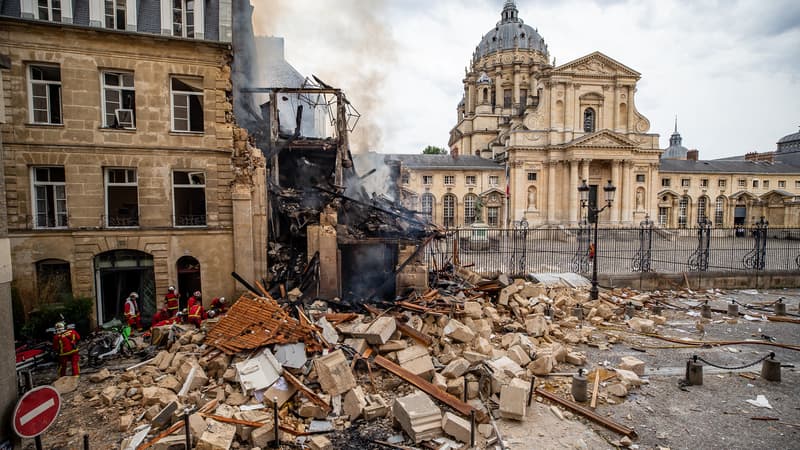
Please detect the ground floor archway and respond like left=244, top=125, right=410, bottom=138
left=177, top=255, right=201, bottom=309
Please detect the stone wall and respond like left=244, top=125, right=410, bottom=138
left=0, top=18, right=268, bottom=322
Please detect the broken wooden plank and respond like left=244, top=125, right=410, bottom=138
left=536, top=388, right=635, bottom=437
left=590, top=370, right=600, bottom=409
left=137, top=399, right=218, bottom=450
left=396, top=320, right=433, bottom=347
left=282, top=369, right=332, bottom=413
left=374, top=355, right=485, bottom=422
left=768, top=315, right=800, bottom=324
left=200, top=413, right=267, bottom=427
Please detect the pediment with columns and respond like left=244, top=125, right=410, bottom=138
left=553, top=51, right=641, bottom=78
left=564, top=130, right=640, bottom=149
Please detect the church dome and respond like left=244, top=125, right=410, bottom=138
left=662, top=122, right=689, bottom=160
left=474, top=1, right=547, bottom=61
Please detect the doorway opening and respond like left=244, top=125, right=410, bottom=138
left=94, top=250, right=155, bottom=326
left=177, top=256, right=201, bottom=309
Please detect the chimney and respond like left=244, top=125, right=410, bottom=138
left=687, top=149, right=699, bottom=161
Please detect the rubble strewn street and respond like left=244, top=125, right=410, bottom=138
left=22, top=272, right=800, bottom=450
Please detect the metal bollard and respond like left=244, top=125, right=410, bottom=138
left=727, top=301, right=739, bottom=317
left=774, top=298, right=786, bottom=316
left=83, top=434, right=89, bottom=450
left=701, top=301, right=712, bottom=319
left=625, top=302, right=635, bottom=319
left=761, top=353, right=781, bottom=382
left=183, top=408, right=191, bottom=449
left=470, top=410, right=476, bottom=448
left=272, top=396, right=280, bottom=449
left=571, top=369, right=588, bottom=402
left=685, top=356, right=703, bottom=386
left=463, top=377, right=468, bottom=402
left=571, top=304, right=584, bottom=320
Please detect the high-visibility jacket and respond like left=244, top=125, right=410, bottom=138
left=124, top=297, right=139, bottom=320
left=188, top=303, right=204, bottom=321
left=187, top=296, right=200, bottom=310
left=165, top=293, right=179, bottom=313
left=53, top=329, right=80, bottom=356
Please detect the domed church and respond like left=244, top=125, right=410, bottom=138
left=449, top=0, right=662, bottom=226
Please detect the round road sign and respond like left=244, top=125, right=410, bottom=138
left=12, top=385, right=62, bottom=438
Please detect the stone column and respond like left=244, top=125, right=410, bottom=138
left=580, top=159, right=590, bottom=185
left=626, top=86, right=634, bottom=132
left=467, top=82, right=475, bottom=114
left=569, top=160, right=579, bottom=223
left=495, top=72, right=503, bottom=114
left=621, top=162, right=633, bottom=223
left=611, top=160, right=621, bottom=223
left=565, top=82, right=574, bottom=139
left=547, top=161, right=556, bottom=223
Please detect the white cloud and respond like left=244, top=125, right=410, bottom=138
left=252, top=0, right=800, bottom=158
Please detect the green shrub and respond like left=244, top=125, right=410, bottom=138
left=18, top=296, right=94, bottom=341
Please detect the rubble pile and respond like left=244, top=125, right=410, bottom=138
left=82, top=273, right=705, bottom=449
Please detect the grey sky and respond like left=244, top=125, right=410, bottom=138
left=252, top=0, right=800, bottom=159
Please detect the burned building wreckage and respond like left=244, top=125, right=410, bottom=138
left=235, top=76, right=437, bottom=306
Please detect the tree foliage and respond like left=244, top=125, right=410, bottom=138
left=422, top=145, right=447, bottom=155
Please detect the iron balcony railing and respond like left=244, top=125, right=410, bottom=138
left=425, top=225, right=800, bottom=277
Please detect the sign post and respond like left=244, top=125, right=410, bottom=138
left=13, top=384, right=62, bottom=449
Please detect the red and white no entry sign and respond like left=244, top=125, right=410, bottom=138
left=12, top=385, right=62, bottom=438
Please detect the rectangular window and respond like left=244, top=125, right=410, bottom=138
left=37, top=0, right=61, bottom=21
left=421, top=194, right=433, bottom=219
left=661, top=178, right=671, bottom=187
left=636, top=174, right=645, bottom=183
left=173, top=171, right=206, bottom=226
left=778, top=180, right=785, bottom=188
left=681, top=178, right=690, bottom=187
left=29, top=65, right=62, bottom=124
left=171, top=76, right=204, bottom=132
left=763, top=180, right=769, bottom=189
left=36, top=259, right=72, bottom=303
left=465, top=175, right=477, bottom=186
left=715, top=197, right=724, bottom=226
left=487, top=206, right=499, bottom=227
left=658, top=207, right=668, bottom=226
left=401, top=173, right=410, bottom=184
left=718, top=179, right=726, bottom=188
left=444, top=175, right=455, bottom=185
left=102, top=71, right=136, bottom=128
left=105, top=0, right=126, bottom=29
left=442, top=195, right=455, bottom=227
left=519, top=89, right=527, bottom=107
left=700, top=178, right=708, bottom=188
left=752, top=180, right=759, bottom=188
left=105, top=168, right=138, bottom=227
left=503, top=89, right=512, bottom=108
left=172, top=0, right=195, bottom=38
left=489, top=175, right=499, bottom=186
left=738, top=179, right=746, bottom=188
left=527, top=172, right=537, bottom=181
left=796, top=180, right=800, bottom=189
left=423, top=175, right=433, bottom=185
left=32, top=166, right=67, bottom=228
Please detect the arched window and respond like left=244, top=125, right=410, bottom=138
left=464, top=194, right=478, bottom=225
left=443, top=194, right=456, bottom=228
left=421, top=193, right=434, bottom=220
left=697, top=196, right=708, bottom=223
left=678, top=196, right=690, bottom=228
left=583, top=108, right=596, bottom=132
left=715, top=196, right=725, bottom=226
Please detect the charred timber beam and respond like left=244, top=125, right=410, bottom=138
left=373, top=355, right=486, bottom=423
left=535, top=388, right=636, bottom=437
left=314, top=186, right=429, bottom=228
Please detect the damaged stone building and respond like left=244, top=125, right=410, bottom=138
left=0, top=0, right=268, bottom=325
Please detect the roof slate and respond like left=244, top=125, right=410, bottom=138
left=659, top=159, right=800, bottom=174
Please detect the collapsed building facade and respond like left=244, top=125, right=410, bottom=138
left=232, top=3, right=435, bottom=303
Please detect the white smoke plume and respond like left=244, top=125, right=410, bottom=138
left=250, top=0, right=398, bottom=154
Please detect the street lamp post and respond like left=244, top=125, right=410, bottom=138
left=578, top=179, right=616, bottom=299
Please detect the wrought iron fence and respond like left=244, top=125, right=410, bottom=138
left=425, top=224, right=800, bottom=277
